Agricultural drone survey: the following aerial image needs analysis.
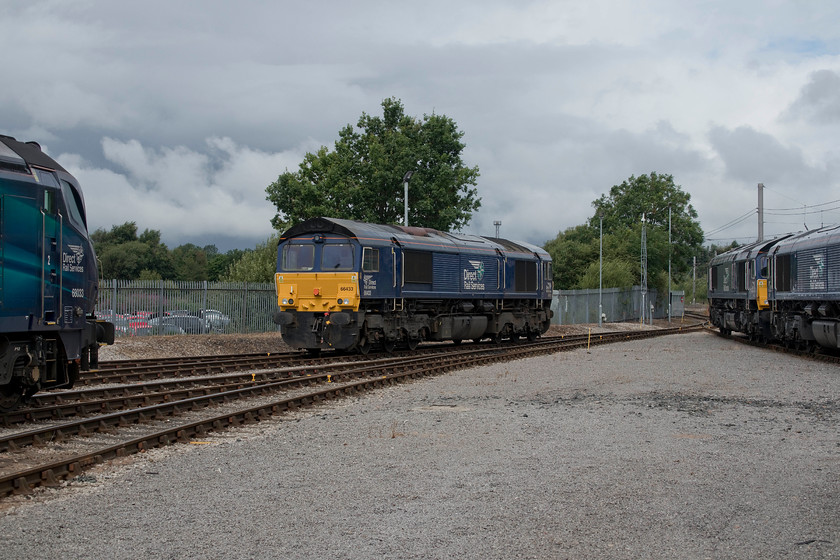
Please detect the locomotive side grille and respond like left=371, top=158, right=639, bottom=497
left=796, top=247, right=827, bottom=293
left=828, top=244, right=840, bottom=291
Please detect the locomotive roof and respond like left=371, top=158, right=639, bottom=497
left=281, top=217, right=549, bottom=259
left=0, top=135, right=66, bottom=174
left=709, top=234, right=793, bottom=266
left=769, top=224, right=840, bottom=255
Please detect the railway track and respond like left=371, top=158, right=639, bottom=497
left=0, top=322, right=703, bottom=498
left=693, top=305, right=840, bottom=364
left=711, top=327, right=840, bottom=365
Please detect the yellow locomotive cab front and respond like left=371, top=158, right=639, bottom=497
left=275, top=273, right=360, bottom=312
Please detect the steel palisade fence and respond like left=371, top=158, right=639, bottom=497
left=95, top=279, right=279, bottom=336
left=551, top=287, right=687, bottom=325
left=95, top=281, right=688, bottom=336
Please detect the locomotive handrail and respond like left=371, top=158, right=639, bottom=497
left=40, top=208, right=46, bottom=322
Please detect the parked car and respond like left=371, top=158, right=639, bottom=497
left=113, top=315, right=155, bottom=337
left=200, top=309, right=231, bottom=333
left=148, top=315, right=205, bottom=334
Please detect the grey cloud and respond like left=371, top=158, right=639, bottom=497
left=708, top=125, right=826, bottom=187
left=784, top=69, right=840, bottom=125
left=4, top=1, right=840, bottom=251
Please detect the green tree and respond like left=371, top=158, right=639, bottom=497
left=222, top=235, right=279, bottom=283
left=545, top=173, right=704, bottom=298
left=91, top=221, right=139, bottom=246
left=590, top=172, right=703, bottom=278
left=577, top=259, right=636, bottom=290
left=92, top=222, right=173, bottom=279
left=543, top=224, right=598, bottom=289
left=171, top=243, right=208, bottom=281
left=207, top=248, right=245, bottom=281
left=97, top=240, right=156, bottom=279
left=266, top=97, right=481, bottom=231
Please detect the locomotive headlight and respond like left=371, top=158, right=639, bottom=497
left=343, top=298, right=350, bottom=305
left=282, top=298, right=288, bottom=305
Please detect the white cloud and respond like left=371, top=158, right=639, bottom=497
left=59, top=137, right=306, bottom=249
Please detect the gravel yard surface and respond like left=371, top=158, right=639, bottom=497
left=2, top=329, right=838, bottom=559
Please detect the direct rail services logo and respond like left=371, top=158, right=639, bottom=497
left=464, top=260, right=486, bottom=290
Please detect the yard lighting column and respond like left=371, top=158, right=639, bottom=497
left=402, top=171, right=414, bottom=226
left=599, top=213, right=603, bottom=327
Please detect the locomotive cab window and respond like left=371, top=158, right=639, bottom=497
left=758, top=256, right=768, bottom=278
left=322, top=244, right=354, bottom=270
left=362, top=247, right=379, bottom=272
left=282, top=244, right=315, bottom=271
left=43, top=188, right=56, bottom=214
left=60, top=179, right=87, bottom=228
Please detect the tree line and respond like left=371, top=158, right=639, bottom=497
left=91, top=222, right=276, bottom=282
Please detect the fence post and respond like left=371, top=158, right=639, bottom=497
left=112, top=279, right=117, bottom=315
left=201, top=281, right=208, bottom=334
left=158, top=281, right=165, bottom=320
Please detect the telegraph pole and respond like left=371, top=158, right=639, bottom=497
left=758, top=182, right=764, bottom=242
left=640, top=213, right=648, bottom=325
left=668, top=206, right=672, bottom=323
left=599, top=214, right=603, bottom=327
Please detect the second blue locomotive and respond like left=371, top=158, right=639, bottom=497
left=273, top=217, right=553, bottom=353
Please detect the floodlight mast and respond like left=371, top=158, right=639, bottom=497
left=402, top=171, right=414, bottom=226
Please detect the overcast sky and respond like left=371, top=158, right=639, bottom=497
left=3, top=1, right=839, bottom=252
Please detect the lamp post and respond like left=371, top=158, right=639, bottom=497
left=402, top=171, right=414, bottom=226
left=668, top=205, right=672, bottom=323
left=494, top=220, right=501, bottom=238
left=599, top=213, right=603, bottom=327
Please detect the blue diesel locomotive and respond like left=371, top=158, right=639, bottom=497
left=273, top=217, right=553, bottom=353
left=0, top=135, right=114, bottom=410
left=708, top=225, right=840, bottom=350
